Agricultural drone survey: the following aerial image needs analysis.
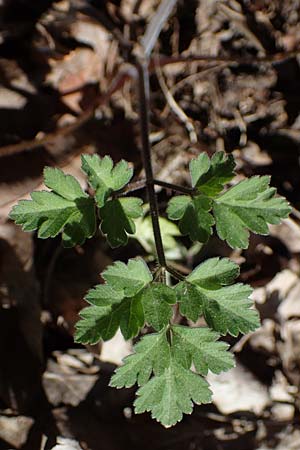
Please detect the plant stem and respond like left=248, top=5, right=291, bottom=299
left=135, top=58, right=166, bottom=268
left=153, top=179, right=195, bottom=195
left=117, top=178, right=194, bottom=196
left=166, top=265, right=185, bottom=281
left=116, top=179, right=147, bottom=196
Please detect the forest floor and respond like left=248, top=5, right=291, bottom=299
left=1, top=1, right=300, bottom=449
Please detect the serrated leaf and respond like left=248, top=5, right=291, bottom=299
left=110, top=330, right=170, bottom=388
left=187, top=257, right=239, bottom=287
left=167, top=195, right=214, bottom=242
left=190, top=152, right=235, bottom=196
left=134, top=360, right=212, bottom=427
left=102, top=258, right=152, bottom=297
left=172, top=325, right=234, bottom=375
left=201, top=283, right=259, bottom=336
left=84, top=284, right=124, bottom=307
left=213, top=176, right=292, bottom=249
left=175, top=282, right=203, bottom=323
left=100, top=197, right=143, bottom=247
left=142, top=283, right=176, bottom=331
left=81, top=154, right=133, bottom=207
left=190, top=153, right=210, bottom=188
left=178, top=257, right=260, bottom=336
left=75, top=258, right=152, bottom=343
left=75, top=291, right=145, bottom=343
left=9, top=167, right=96, bottom=247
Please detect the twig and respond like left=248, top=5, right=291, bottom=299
left=1, top=47, right=297, bottom=159
left=141, top=0, right=178, bottom=58
left=155, top=56, right=198, bottom=144
left=152, top=49, right=300, bottom=69
left=135, top=58, right=166, bottom=267
left=168, top=63, right=227, bottom=94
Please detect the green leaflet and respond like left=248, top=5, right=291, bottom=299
left=102, top=258, right=153, bottom=297
left=190, top=152, right=235, bottom=196
left=176, top=257, right=260, bottom=336
left=75, top=293, right=145, bottom=342
left=110, top=330, right=170, bottom=387
left=142, top=283, right=176, bottom=331
left=75, top=270, right=177, bottom=345
left=111, top=327, right=213, bottom=427
left=74, top=258, right=153, bottom=343
left=82, top=284, right=124, bottom=308
left=134, top=359, right=212, bottom=428
left=172, top=325, right=234, bottom=375
left=81, top=154, right=133, bottom=207
left=213, top=176, right=292, bottom=249
left=175, top=281, right=203, bottom=322
left=167, top=195, right=214, bottom=242
left=166, top=151, right=233, bottom=243
left=187, top=256, right=239, bottom=287
left=9, top=167, right=96, bottom=247
left=167, top=152, right=291, bottom=249
left=100, top=197, right=143, bottom=247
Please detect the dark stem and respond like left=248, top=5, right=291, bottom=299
left=116, top=179, right=146, bottom=196
left=116, top=178, right=195, bottom=196
left=150, top=50, right=299, bottom=69
left=153, top=179, right=195, bottom=195
left=166, top=265, right=185, bottom=281
left=135, top=59, right=166, bottom=268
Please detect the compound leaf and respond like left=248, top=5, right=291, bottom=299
left=110, top=330, right=170, bottom=388
left=213, top=176, right=292, bottom=249
left=102, top=258, right=152, bottom=297
left=167, top=195, right=214, bottom=243
left=172, top=325, right=234, bottom=375
left=190, top=152, right=235, bottom=196
left=81, top=154, right=133, bottom=207
left=100, top=197, right=143, bottom=247
left=134, top=360, right=212, bottom=428
left=142, top=283, right=176, bottom=331
left=178, top=257, right=260, bottom=336
left=111, top=314, right=236, bottom=427
left=9, top=167, right=96, bottom=247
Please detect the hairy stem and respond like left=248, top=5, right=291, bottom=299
left=136, top=59, right=166, bottom=268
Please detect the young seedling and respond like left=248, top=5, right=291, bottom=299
left=8, top=36, right=291, bottom=428
left=9, top=148, right=291, bottom=427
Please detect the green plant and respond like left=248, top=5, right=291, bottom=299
left=8, top=49, right=291, bottom=429
left=9, top=147, right=291, bottom=427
